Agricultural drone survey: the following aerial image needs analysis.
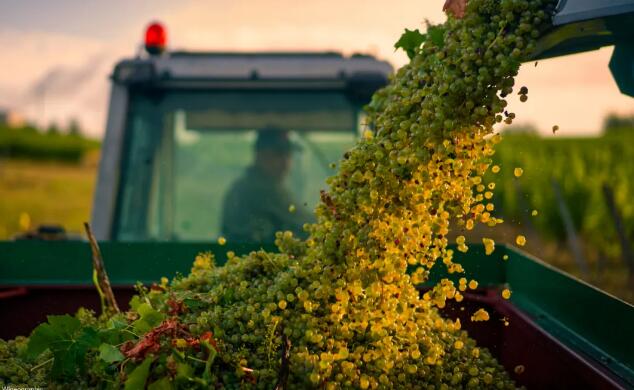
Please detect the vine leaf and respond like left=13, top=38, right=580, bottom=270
left=26, top=315, right=100, bottom=379
left=443, top=0, right=469, bottom=19
left=427, top=25, right=447, bottom=48
left=132, top=302, right=165, bottom=333
left=124, top=357, right=153, bottom=390
left=147, top=376, right=174, bottom=390
left=394, top=29, right=426, bottom=59
left=98, top=343, right=125, bottom=363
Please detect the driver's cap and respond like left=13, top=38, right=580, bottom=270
left=255, top=129, right=301, bottom=153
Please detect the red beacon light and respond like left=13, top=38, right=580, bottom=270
left=145, top=22, right=167, bottom=55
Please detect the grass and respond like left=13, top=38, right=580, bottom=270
left=0, top=159, right=97, bottom=239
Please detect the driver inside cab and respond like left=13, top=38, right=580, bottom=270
left=221, top=129, right=311, bottom=242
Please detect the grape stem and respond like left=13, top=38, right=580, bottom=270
left=92, top=269, right=106, bottom=316
left=84, top=222, right=120, bottom=315
left=487, top=22, right=507, bottom=50
left=30, top=357, right=53, bottom=372
left=274, top=333, right=291, bottom=390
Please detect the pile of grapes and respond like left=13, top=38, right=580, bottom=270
left=0, top=0, right=556, bottom=388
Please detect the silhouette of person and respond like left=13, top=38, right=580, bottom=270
left=221, top=129, right=310, bottom=242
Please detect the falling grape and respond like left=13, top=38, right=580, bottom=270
left=482, top=238, right=496, bottom=255
left=516, top=235, right=527, bottom=246
left=471, top=308, right=491, bottom=322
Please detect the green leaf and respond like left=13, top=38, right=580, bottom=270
left=99, top=343, right=124, bottom=363
left=427, top=25, right=446, bottom=48
left=132, top=303, right=165, bottom=333
left=394, top=28, right=426, bottom=59
left=148, top=377, right=174, bottom=390
left=175, top=362, right=194, bottom=380
left=132, top=319, right=151, bottom=334
left=108, top=317, right=129, bottom=330
left=138, top=303, right=165, bottom=326
left=99, top=328, right=124, bottom=345
left=27, top=323, right=59, bottom=359
left=129, top=295, right=142, bottom=311
left=124, top=357, right=153, bottom=390
left=26, top=315, right=83, bottom=360
left=47, top=315, right=81, bottom=334
left=49, top=326, right=100, bottom=379
left=99, top=316, right=133, bottom=345
left=77, top=326, right=101, bottom=349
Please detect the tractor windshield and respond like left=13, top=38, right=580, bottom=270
left=113, top=89, right=363, bottom=242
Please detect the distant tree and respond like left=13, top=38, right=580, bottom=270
left=603, top=112, right=634, bottom=134
left=47, top=122, right=60, bottom=135
left=68, top=118, right=82, bottom=137
left=21, top=124, right=39, bottom=134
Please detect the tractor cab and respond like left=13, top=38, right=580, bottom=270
left=91, top=23, right=393, bottom=242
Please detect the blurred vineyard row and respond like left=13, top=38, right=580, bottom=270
left=495, top=131, right=633, bottom=256
left=490, top=129, right=634, bottom=301
left=0, top=124, right=99, bottom=163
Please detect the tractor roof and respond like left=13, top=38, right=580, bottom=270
left=111, top=51, right=393, bottom=89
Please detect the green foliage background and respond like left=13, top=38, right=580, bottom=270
left=0, top=125, right=99, bottom=163
left=492, top=131, right=634, bottom=261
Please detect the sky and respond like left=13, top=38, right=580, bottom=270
left=0, top=0, right=631, bottom=138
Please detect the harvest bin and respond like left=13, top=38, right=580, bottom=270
left=0, top=243, right=632, bottom=389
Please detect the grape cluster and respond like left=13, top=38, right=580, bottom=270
left=1, top=0, right=556, bottom=388
left=0, top=337, right=48, bottom=388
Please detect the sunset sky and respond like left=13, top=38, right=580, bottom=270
left=0, top=0, right=631, bottom=137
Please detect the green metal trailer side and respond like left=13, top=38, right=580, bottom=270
left=1, top=242, right=632, bottom=387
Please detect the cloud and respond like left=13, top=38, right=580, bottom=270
left=17, top=56, right=113, bottom=137
left=26, top=56, right=107, bottom=98
left=0, top=28, right=105, bottom=89
left=0, top=28, right=126, bottom=136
